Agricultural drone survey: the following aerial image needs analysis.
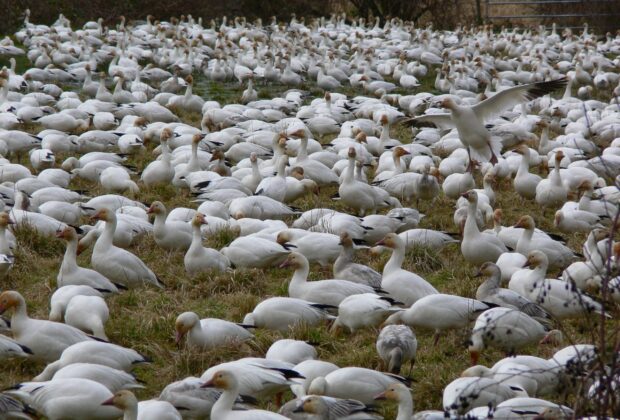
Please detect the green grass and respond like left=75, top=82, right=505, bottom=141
left=0, top=65, right=618, bottom=418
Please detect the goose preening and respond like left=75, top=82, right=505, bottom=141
left=174, top=311, right=254, bottom=349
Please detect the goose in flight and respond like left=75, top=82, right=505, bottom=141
left=409, top=78, right=567, bottom=164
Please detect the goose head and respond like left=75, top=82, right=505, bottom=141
left=355, top=132, right=367, bottom=144
left=348, top=147, right=357, bottom=160
left=147, top=201, right=166, bottom=216
left=375, top=232, right=401, bottom=249
left=0, top=291, right=24, bottom=315
left=475, top=262, right=500, bottom=278
left=301, top=179, right=319, bottom=196
left=174, top=311, right=200, bottom=344
left=553, top=210, right=564, bottom=227
left=290, top=166, right=305, bottom=180
left=249, top=152, right=258, bottom=163
left=440, top=97, right=457, bottom=111
left=0, top=212, right=14, bottom=229
left=279, top=251, right=305, bottom=269
left=523, top=250, right=548, bottom=268
left=160, top=127, right=173, bottom=142
left=374, top=382, right=411, bottom=403
left=192, top=133, right=204, bottom=145
left=339, top=231, right=353, bottom=247
left=90, top=208, right=114, bottom=223
left=191, top=213, right=207, bottom=228
left=513, top=215, right=535, bottom=231
left=55, top=226, right=77, bottom=241
left=493, top=208, right=503, bottom=224
left=393, top=146, right=410, bottom=159
left=293, top=395, right=325, bottom=414
left=512, top=144, right=530, bottom=156
left=209, top=149, right=224, bottom=162
left=101, top=390, right=138, bottom=410
left=201, top=369, right=239, bottom=390
left=460, top=190, right=478, bottom=204
left=539, top=329, right=563, bottom=345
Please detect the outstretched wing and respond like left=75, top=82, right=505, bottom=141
left=472, top=78, right=567, bottom=120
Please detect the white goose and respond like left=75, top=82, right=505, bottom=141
left=514, top=215, right=577, bottom=270
left=56, top=226, right=120, bottom=293
left=52, top=363, right=144, bottom=393
left=6, top=379, right=122, bottom=420
left=64, top=295, right=109, bottom=340
left=184, top=213, right=230, bottom=274
left=374, top=382, right=415, bottom=420
left=308, top=367, right=409, bottom=405
left=202, top=369, right=288, bottom=419
left=174, top=311, right=253, bottom=349
left=242, top=297, right=334, bottom=332
left=148, top=201, right=192, bottom=251
left=376, top=325, right=417, bottom=375
left=535, top=150, right=568, bottom=209
left=460, top=190, right=508, bottom=265
left=0, top=290, right=95, bottom=362
left=377, top=233, right=438, bottom=306
left=385, top=294, right=490, bottom=344
left=279, top=252, right=380, bottom=307
left=102, top=390, right=182, bottom=420
left=468, top=307, right=561, bottom=365
left=90, top=208, right=163, bottom=289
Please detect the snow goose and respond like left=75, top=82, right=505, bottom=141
left=374, top=382, right=415, bottom=420
left=228, top=196, right=298, bottom=220
left=279, top=252, right=381, bottom=306
left=255, top=155, right=288, bottom=201
left=513, top=145, right=542, bottom=200
left=242, top=297, right=334, bottom=332
left=102, top=390, right=182, bottom=420
left=90, top=208, right=163, bottom=289
left=51, top=362, right=143, bottom=393
left=475, top=262, right=550, bottom=322
left=6, top=379, right=122, bottom=420
left=376, top=233, right=438, bottom=306
left=535, top=150, right=568, bottom=209
left=519, top=251, right=607, bottom=319
left=266, top=339, right=316, bottom=365
left=514, top=215, right=578, bottom=270
left=174, top=311, right=253, bottom=349
left=202, top=369, right=288, bottom=419
left=282, top=395, right=377, bottom=419
left=0, top=393, right=31, bottom=419
left=48, top=285, right=107, bottom=323
left=99, top=166, right=139, bottom=195
left=221, top=235, right=288, bottom=269
left=141, top=128, right=174, bottom=187
left=64, top=295, right=109, bottom=340
left=308, top=367, right=409, bottom=405
left=184, top=213, right=230, bottom=274
left=147, top=201, right=192, bottom=251
left=468, top=307, right=561, bottom=365
left=376, top=325, right=417, bottom=375
left=442, top=376, right=526, bottom=416
left=56, top=227, right=120, bottom=292
left=332, top=293, right=402, bottom=333
left=0, top=334, right=32, bottom=360
left=384, top=294, right=490, bottom=344
left=460, top=190, right=508, bottom=265
left=554, top=209, right=604, bottom=233
left=339, top=147, right=397, bottom=216
left=35, top=340, right=150, bottom=381
left=333, top=231, right=382, bottom=288
left=289, top=359, right=340, bottom=398
left=0, top=290, right=95, bottom=362
left=276, top=229, right=341, bottom=267
left=159, top=376, right=246, bottom=419
left=411, top=78, right=567, bottom=163
left=10, top=192, right=69, bottom=236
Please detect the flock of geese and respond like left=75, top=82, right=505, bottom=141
left=0, top=9, right=619, bottom=420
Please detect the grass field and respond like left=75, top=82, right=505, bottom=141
left=1, top=68, right=618, bottom=418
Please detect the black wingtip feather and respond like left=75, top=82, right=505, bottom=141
left=525, top=78, right=568, bottom=101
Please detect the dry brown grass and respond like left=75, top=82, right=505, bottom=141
left=1, top=76, right=618, bottom=418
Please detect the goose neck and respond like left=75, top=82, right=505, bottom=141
left=384, top=243, right=405, bottom=274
